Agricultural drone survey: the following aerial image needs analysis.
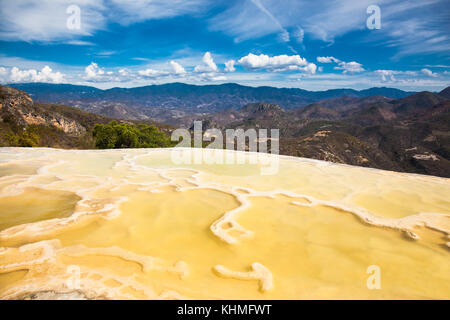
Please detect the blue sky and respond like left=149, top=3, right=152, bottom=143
left=0, top=0, right=449, bottom=91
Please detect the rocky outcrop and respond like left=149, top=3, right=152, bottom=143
left=0, top=85, right=86, bottom=136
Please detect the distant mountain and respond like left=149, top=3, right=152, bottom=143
left=191, top=90, right=450, bottom=177
left=358, top=87, right=414, bottom=99
left=439, top=86, right=450, bottom=99
left=8, top=82, right=416, bottom=121
left=390, top=91, right=448, bottom=114
left=291, top=103, right=340, bottom=121
left=312, top=95, right=394, bottom=112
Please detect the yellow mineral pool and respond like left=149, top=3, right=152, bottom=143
left=0, top=148, right=449, bottom=299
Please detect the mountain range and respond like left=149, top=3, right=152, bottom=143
left=186, top=88, right=450, bottom=177
left=9, top=83, right=415, bottom=122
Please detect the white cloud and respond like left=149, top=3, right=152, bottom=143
left=80, top=56, right=225, bottom=83
left=377, top=2, right=450, bottom=57
left=170, top=61, right=186, bottom=74
left=0, top=65, right=65, bottom=83
left=373, top=69, right=418, bottom=82
left=239, top=53, right=306, bottom=69
left=108, top=0, right=209, bottom=25
left=65, top=40, right=96, bottom=46
left=13, top=66, right=64, bottom=83
left=83, top=62, right=132, bottom=83
left=249, top=0, right=290, bottom=42
left=334, top=61, right=365, bottom=74
left=85, top=62, right=105, bottom=79
left=96, top=51, right=117, bottom=57
left=1, top=0, right=448, bottom=62
left=238, top=53, right=316, bottom=74
left=210, top=75, right=227, bottom=81
left=421, top=68, right=438, bottom=77
left=292, top=26, right=304, bottom=44
left=224, top=60, right=236, bottom=72
left=132, top=57, right=151, bottom=62
left=374, top=70, right=397, bottom=82
left=196, top=72, right=227, bottom=82
left=189, top=53, right=228, bottom=81
left=301, top=63, right=317, bottom=74
left=209, top=0, right=373, bottom=43
left=0, top=67, right=8, bottom=79
left=373, top=69, right=443, bottom=84
left=208, top=0, right=449, bottom=57
left=317, top=56, right=340, bottom=63
left=138, top=68, right=169, bottom=78
left=0, top=0, right=213, bottom=42
left=317, top=56, right=364, bottom=74
left=194, top=52, right=219, bottom=73
left=209, top=0, right=288, bottom=43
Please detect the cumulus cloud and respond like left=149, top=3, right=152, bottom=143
left=194, top=52, right=219, bottom=73
left=421, top=68, right=438, bottom=77
left=118, top=68, right=130, bottom=76
left=238, top=53, right=316, bottom=74
left=373, top=69, right=435, bottom=83
left=224, top=60, right=236, bottom=72
left=317, top=56, right=340, bottom=63
left=301, top=63, right=317, bottom=74
left=84, top=62, right=133, bottom=82
left=374, top=70, right=397, bottom=82
left=317, top=56, right=364, bottom=74
left=191, top=52, right=226, bottom=81
left=0, top=65, right=65, bottom=83
left=334, top=61, right=365, bottom=74
left=196, top=72, right=227, bottom=82
left=170, top=61, right=186, bottom=74
left=85, top=62, right=105, bottom=79
left=239, top=53, right=305, bottom=69
left=81, top=57, right=225, bottom=84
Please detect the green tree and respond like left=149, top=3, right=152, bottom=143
left=93, top=124, right=117, bottom=149
left=93, top=121, right=173, bottom=149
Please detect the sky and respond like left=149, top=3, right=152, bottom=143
left=0, top=0, right=449, bottom=91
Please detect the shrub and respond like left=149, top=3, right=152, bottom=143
left=93, top=121, right=173, bottom=149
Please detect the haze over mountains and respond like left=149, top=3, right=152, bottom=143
left=10, top=83, right=414, bottom=122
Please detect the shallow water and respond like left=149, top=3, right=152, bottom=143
left=0, top=147, right=448, bottom=299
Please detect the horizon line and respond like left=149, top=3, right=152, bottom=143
left=2, top=81, right=434, bottom=93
